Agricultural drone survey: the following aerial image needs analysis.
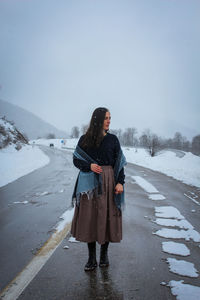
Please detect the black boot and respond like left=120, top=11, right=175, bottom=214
left=99, top=242, right=109, bottom=267
left=84, top=242, right=97, bottom=271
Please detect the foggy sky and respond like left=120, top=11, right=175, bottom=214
left=0, top=0, right=199, bottom=141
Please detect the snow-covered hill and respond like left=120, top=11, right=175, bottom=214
left=0, top=118, right=49, bottom=187
left=0, top=117, right=28, bottom=150
left=0, top=99, right=69, bottom=140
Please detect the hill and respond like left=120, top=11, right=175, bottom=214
left=0, top=116, right=28, bottom=150
left=0, top=99, right=68, bottom=140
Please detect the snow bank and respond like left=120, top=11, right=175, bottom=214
left=123, top=147, right=200, bottom=188
left=0, top=144, right=49, bottom=187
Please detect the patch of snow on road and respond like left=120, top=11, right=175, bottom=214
left=131, top=176, right=159, bottom=193
left=153, top=228, right=200, bottom=242
left=154, top=218, right=194, bottom=230
left=148, top=194, right=166, bottom=200
left=166, top=258, right=199, bottom=277
left=68, top=236, right=80, bottom=243
left=162, top=241, right=190, bottom=256
left=35, top=191, right=49, bottom=197
left=167, top=280, right=200, bottom=300
left=55, top=208, right=75, bottom=232
left=155, top=206, right=185, bottom=220
left=13, top=201, right=29, bottom=205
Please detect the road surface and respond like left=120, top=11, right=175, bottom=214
left=0, top=146, right=200, bottom=299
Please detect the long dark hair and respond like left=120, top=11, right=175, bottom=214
left=80, top=107, right=109, bottom=149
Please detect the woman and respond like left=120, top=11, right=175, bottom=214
left=70, top=107, right=127, bottom=271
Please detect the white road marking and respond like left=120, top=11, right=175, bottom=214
left=131, top=176, right=159, bottom=193
left=0, top=209, right=74, bottom=300
left=184, top=193, right=200, bottom=206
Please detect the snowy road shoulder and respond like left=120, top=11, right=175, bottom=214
left=0, top=144, right=50, bottom=188
left=124, top=146, right=200, bottom=189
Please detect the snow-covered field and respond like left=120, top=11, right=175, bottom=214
left=124, top=147, right=200, bottom=189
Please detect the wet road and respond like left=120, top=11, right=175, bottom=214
left=0, top=145, right=78, bottom=291
left=1, top=147, right=200, bottom=299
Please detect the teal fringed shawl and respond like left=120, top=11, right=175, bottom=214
left=71, top=144, right=127, bottom=211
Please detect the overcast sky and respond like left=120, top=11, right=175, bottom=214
left=0, top=0, right=199, bottom=140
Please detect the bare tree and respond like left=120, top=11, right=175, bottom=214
left=172, top=132, right=183, bottom=150
left=191, top=134, right=200, bottom=155
left=139, top=132, right=148, bottom=148
left=164, top=138, right=174, bottom=149
left=109, top=128, right=123, bottom=143
left=182, top=136, right=190, bottom=152
left=70, top=126, right=80, bottom=138
left=121, top=127, right=137, bottom=146
left=139, top=128, right=161, bottom=157
left=46, top=133, right=56, bottom=139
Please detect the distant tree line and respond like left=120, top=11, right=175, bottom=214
left=70, top=125, right=200, bottom=157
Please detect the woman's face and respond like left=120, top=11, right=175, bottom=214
left=103, top=111, right=111, bottom=131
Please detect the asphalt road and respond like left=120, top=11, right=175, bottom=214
left=0, top=146, right=200, bottom=299
left=0, top=145, right=78, bottom=291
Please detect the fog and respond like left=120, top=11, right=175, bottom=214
left=0, top=0, right=199, bottom=140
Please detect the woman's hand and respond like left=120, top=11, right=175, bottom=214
left=90, top=163, right=102, bottom=174
left=115, top=183, right=123, bottom=194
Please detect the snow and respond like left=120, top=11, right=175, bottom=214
left=0, top=137, right=200, bottom=189
left=168, top=280, right=200, bottom=300
left=124, top=147, right=200, bottom=189
left=63, top=246, right=69, bottom=249
left=0, top=117, right=15, bottom=131
left=55, top=208, right=75, bottom=232
left=0, top=143, right=49, bottom=188
left=13, top=201, right=29, bottom=205
left=1, top=138, right=200, bottom=297
left=153, top=206, right=200, bottom=241
left=153, top=228, right=200, bottom=242
left=153, top=218, right=194, bottom=230
left=166, top=258, right=199, bottom=277
left=155, top=206, right=185, bottom=220
left=162, top=241, right=190, bottom=256
left=148, top=194, right=166, bottom=200
left=68, top=236, right=80, bottom=243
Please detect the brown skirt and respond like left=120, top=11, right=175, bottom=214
left=70, top=165, right=122, bottom=245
